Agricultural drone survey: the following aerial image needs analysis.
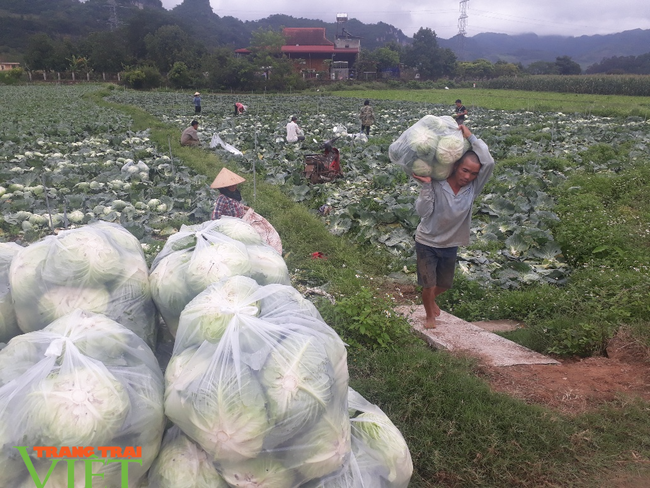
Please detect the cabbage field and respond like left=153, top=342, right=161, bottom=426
left=105, top=89, right=650, bottom=289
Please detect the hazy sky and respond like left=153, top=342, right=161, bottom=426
left=159, top=0, right=650, bottom=39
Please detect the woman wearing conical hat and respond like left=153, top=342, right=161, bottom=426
left=210, top=168, right=250, bottom=219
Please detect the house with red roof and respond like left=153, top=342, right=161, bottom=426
left=0, top=61, right=20, bottom=71
left=235, top=27, right=360, bottom=80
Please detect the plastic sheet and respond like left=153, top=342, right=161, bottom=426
left=210, top=134, right=244, bottom=156
left=0, top=242, right=22, bottom=343
left=389, top=115, right=471, bottom=181
left=9, top=222, right=157, bottom=347
left=149, top=220, right=290, bottom=336
left=0, top=310, right=165, bottom=488
left=164, top=276, right=350, bottom=487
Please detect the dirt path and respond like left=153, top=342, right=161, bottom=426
left=390, top=284, right=650, bottom=413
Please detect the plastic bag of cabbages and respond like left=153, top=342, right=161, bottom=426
left=389, top=115, right=471, bottom=181
left=164, top=276, right=349, bottom=488
left=149, top=219, right=291, bottom=336
left=303, top=388, right=413, bottom=488
left=0, top=241, right=23, bottom=343
left=0, top=310, right=165, bottom=488
left=8, top=222, right=157, bottom=347
left=146, top=426, right=229, bottom=488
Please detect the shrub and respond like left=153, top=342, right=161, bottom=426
left=0, top=67, right=24, bottom=85
left=319, top=286, right=413, bottom=350
left=122, top=66, right=162, bottom=90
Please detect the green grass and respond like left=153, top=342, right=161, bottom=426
left=350, top=345, right=650, bottom=487
left=329, top=88, right=650, bottom=118
left=91, top=85, right=650, bottom=487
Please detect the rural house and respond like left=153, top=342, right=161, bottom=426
left=0, top=61, right=20, bottom=71
left=236, top=27, right=360, bottom=80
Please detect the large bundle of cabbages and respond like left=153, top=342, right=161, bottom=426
left=0, top=309, right=165, bottom=488
left=163, top=275, right=350, bottom=488
left=8, top=221, right=157, bottom=347
left=389, top=115, right=470, bottom=181
left=150, top=218, right=290, bottom=336
left=0, top=241, right=22, bottom=343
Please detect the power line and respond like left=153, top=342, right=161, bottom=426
left=457, top=0, right=469, bottom=59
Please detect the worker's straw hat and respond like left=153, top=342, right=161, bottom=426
left=194, top=92, right=201, bottom=96
left=211, top=168, right=246, bottom=188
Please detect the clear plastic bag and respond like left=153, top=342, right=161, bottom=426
left=164, top=276, right=350, bottom=487
left=280, top=388, right=413, bottom=488
left=120, top=159, right=150, bottom=181
left=0, top=241, right=23, bottom=343
left=8, top=222, right=157, bottom=347
left=0, top=309, right=165, bottom=488
left=147, top=426, right=228, bottom=488
left=149, top=220, right=290, bottom=336
left=347, top=388, right=413, bottom=488
left=389, top=115, right=470, bottom=181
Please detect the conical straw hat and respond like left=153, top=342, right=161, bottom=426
left=210, top=168, right=246, bottom=188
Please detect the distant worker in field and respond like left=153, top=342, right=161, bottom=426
left=193, top=92, right=201, bottom=114
left=453, top=99, right=468, bottom=125
left=180, top=120, right=200, bottom=146
left=411, top=124, right=495, bottom=329
left=210, top=168, right=250, bottom=219
left=359, top=99, right=375, bottom=136
left=286, top=116, right=305, bottom=143
left=234, top=102, right=247, bottom=116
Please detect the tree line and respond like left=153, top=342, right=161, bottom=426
left=9, top=10, right=649, bottom=92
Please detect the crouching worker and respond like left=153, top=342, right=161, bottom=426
left=234, top=102, right=247, bottom=116
left=180, top=120, right=200, bottom=146
left=210, top=168, right=250, bottom=219
left=323, top=141, right=341, bottom=175
left=411, top=125, right=495, bottom=329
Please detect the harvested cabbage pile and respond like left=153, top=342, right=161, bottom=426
left=0, top=310, right=165, bottom=487
left=164, top=276, right=350, bottom=487
left=389, top=115, right=471, bottom=180
left=0, top=241, right=22, bottom=343
left=8, top=221, right=157, bottom=347
left=150, top=219, right=290, bottom=336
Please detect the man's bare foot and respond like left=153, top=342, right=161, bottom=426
left=432, top=302, right=441, bottom=317
left=423, top=317, right=437, bottom=329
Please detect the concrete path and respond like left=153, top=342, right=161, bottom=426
left=395, top=305, right=560, bottom=367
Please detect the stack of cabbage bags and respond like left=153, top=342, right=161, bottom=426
left=8, top=221, right=157, bottom=347
left=389, top=115, right=471, bottom=180
left=162, top=275, right=350, bottom=488
left=0, top=241, right=22, bottom=343
left=0, top=310, right=165, bottom=487
left=150, top=218, right=290, bottom=335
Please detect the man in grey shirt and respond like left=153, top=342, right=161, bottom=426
left=181, top=120, right=200, bottom=146
left=412, top=124, right=495, bottom=328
